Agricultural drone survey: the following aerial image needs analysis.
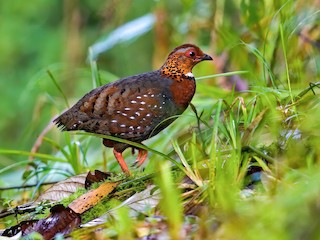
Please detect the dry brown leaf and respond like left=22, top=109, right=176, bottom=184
left=3, top=179, right=119, bottom=239
left=2, top=205, right=80, bottom=240
left=35, top=173, right=87, bottom=203
left=81, top=185, right=160, bottom=229
left=25, top=205, right=81, bottom=239
left=85, top=170, right=115, bottom=189
left=68, top=181, right=120, bottom=214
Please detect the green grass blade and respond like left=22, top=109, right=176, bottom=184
left=171, top=139, right=203, bottom=186
left=156, top=161, right=183, bottom=239
left=0, top=160, right=31, bottom=174
left=196, top=71, right=248, bottom=80
left=279, top=22, right=294, bottom=104
left=47, top=70, right=69, bottom=108
left=0, top=149, right=68, bottom=163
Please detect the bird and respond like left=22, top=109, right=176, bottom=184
left=54, top=43, right=212, bottom=175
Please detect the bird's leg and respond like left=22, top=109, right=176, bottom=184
left=113, top=148, right=131, bottom=175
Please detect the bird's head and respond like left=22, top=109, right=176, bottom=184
left=160, top=44, right=212, bottom=80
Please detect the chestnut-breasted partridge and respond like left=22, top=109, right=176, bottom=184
left=54, top=44, right=212, bottom=174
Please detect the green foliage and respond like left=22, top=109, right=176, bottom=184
left=156, top=162, right=183, bottom=240
left=1, top=0, right=320, bottom=238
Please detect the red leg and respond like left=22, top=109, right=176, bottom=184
left=136, top=148, right=148, bottom=166
left=113, top=148, right=131, bottom=175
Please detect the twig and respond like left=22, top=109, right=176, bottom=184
left=29, top=118, right=56, bottom=161
left=0, top=181, right=58, bottom=191
left=0, top=202, right=53, bottom=219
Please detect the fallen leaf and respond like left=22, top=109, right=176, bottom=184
left=85, top=170, right=115, bottom=189
left=35, top=173, right=87, bottom=203
left=82, top=185, right=160, bottom=228
left=27, top=205, right=81, bottom=239
left=2, top=205, right=80, bottom=240
left=2, top=179, right=120, bottom=239
left=111, top=185, right=160, bottom=214
left=68, top=181, right=120, bottom=214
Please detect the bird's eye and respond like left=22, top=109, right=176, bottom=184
left=189, top=51, right=195, bottom=57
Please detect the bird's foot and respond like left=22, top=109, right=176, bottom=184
left=132, top=148, right=148, bottom=167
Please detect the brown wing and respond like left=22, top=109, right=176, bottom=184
left=54, top=71, right=178, bottom=142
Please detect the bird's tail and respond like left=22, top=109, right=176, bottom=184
left=53, top=110, right=82, bottom=131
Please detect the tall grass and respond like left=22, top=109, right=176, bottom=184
left=1, top=0, right=320, bottom=238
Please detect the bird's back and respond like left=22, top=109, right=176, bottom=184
left=54, top=70, right=192, bottom=142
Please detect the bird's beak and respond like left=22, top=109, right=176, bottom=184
left=202, top=54, right=213, bottom=61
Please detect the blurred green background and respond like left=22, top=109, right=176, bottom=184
left=1, top=1, right=320, bottom=238
left=0, top=0, right=319, bottom=168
